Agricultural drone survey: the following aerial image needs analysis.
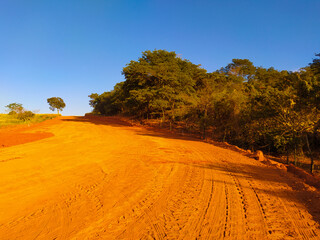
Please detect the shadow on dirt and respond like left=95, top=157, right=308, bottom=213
left=156, top=158, right=320, bottom=226
left=62, top=116, right=134, bottom=127
left=64, top=116, right=320, bottom=226
left=62, top=116, right=199, bottom=142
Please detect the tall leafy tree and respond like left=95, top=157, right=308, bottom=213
left=89, top=50, right=320, bottom=172
left=121, top=50, right=206, bottom=121
left=221, top=59, right=256, bottom=81
left=47, top=97, right=66, bottom=115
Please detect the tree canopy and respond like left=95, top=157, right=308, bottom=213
left=120, top=50, right=207, bottom=120
left=89, top=50, right=320, bottom=172
left=5, top=103, right=23, bottom=114
left=4, top=103, right=35, bottom=121
left=47, top=97, right=66, bottom=115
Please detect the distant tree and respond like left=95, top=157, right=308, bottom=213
left=5, top=103, right=35, bottom=121
left=5, top=103, right=24, bottom=115
left=47, top=97, right=66, bottom=115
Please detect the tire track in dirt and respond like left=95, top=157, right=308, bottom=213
left=224, top=157, right=320, bottom=240
left=0, top=116, right=320, bottom=239
left=246, top=174, right=319, bottom=239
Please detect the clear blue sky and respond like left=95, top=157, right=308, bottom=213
left=1, top=0, right=319, bottom=115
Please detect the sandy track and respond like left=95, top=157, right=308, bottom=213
left=0, top=116, right=320, bottom=239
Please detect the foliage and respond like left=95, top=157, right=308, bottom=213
left=220, top=59, right=256, bottom=81
left=88, top=82, right=125, bottom=115
left=5, top=103, right=24, bottom=115
left=119, top=50, right=207, bottom=120
left=89, top=50, right=320, bottom=171
left=0, top=114, right=56, bottom=127
left=17, top=111, right=35, bottom=121
left=4, top=103, right=36, bottom=122
left=309, top=53, right=320, bottom=75
left=47, top=97, right=66, bottom=114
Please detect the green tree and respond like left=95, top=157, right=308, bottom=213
left=121, top=49, right=206, bottom=121
left=88, top=93, right=99, bottom=109
left=221, top=59, right=256, bottom=81
left=47, top=97, right=66, bottom=115
left=89, top=51, right=320, bottom=173
left=88, top=82, right=125, bottom=115
left=17, top=111, right=35, bottom=121
left=5, top=103, right=35, bottom=121
left=5, top=103, right=24, bottom=115
left=309, top=53, right=320, bottom=75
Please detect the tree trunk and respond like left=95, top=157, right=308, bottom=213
left=294, top=144, right=297, bottom=166
left=310, top=155, right=315, bottom=173
left=305, top=134, right=314, bottom=173
left=161, top=108, right=165, bottom=128
left=223, top=129, right=226, bottom=142
left=203, top=109, right=207, bottom=140
left=293, top=132, right=297, bottom=166
left=146, top=103, right=150, bottom=120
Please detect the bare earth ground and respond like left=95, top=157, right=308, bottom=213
left=0, top=116, right=320, bottom=240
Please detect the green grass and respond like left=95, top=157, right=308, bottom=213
left=0, top=114, right=57, bottom=128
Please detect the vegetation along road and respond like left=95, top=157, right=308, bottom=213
left=0, top=116, right=320, bottom=239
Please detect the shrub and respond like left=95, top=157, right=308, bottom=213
left=8, top=111, right=17, bottom=115
left=17, top=111, right=35, bottom=121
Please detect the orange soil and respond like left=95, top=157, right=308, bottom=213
left=0, top=118, right=58, bottom=148
left=0, top=116, right=320, bottom=239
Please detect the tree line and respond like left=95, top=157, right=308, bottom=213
left=5, top=97, right=66, bottom=121
left=89, top=50, right=320, bottom=172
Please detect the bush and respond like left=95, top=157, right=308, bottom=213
left=8, top=111, right=17, bottom=115
left=17, top=111, right=35, bottom=121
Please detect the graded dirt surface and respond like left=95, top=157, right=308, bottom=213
left=1, top=116, right=320, bottom=239
left=0, top=125, right=54, bottom=148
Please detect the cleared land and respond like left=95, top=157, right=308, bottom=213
left=0, top=116, right=320, bottom=239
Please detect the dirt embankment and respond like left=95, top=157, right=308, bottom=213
left=0, top=116, right=320, bottom=239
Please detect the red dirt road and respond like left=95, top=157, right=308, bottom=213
left=0, top=116, right=320, bottom=239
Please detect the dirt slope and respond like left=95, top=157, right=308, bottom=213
left=0, top=116, right=320, bottom=239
